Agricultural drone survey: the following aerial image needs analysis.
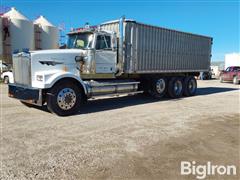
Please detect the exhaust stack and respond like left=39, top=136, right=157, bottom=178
left=116, top=16, right=125, bottom=76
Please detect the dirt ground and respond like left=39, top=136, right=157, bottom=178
left=0, top=80, right=239, bottom=180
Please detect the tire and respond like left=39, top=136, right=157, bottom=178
left=233, top=76, right=239, bottom=85
left=202, top=73, right=206, bottom=80
left=47, top=80, right=83, bottom=116
left=168, top=77, right=183, bottom=98
left=219, top=75, right=224, bottom=83
left=149, top=78, right=167, bottom=98
left=183, top=76, right=197, bottom=96
left=3, top=76, right=9, bottom=84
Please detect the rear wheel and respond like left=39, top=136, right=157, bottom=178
left=183, top=76, right=197, bottom=96
left=47, top=80, right=83, bottom=116
left=149, top=78, right=167, bottom=98
left=233, top=76, right=239, bottom=85
left=168, top=77, right=183, bottom=98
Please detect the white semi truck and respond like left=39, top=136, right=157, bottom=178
left=9, top=17, right=212, bottom=116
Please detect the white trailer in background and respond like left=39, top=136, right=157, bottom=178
left=225, top=53, right=240, bottom=69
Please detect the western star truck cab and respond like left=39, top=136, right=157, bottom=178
left=219, top=66, right=240, bottom=84
left=9, top=17, right=213, bottom=116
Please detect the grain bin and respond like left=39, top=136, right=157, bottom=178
left=0, top=15, right=11, bottom=63
left=34, top=16, right=59, bottom=50
left=1, top=14, right=14, bottom=64
left=3, top=7, right=34, bottom=54
left=0, top=16, right=3, bottom=57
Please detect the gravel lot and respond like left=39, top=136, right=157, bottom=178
left=0, top=80, right=239, bottom=180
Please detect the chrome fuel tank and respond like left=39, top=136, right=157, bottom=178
left=86, top=80, right=139, bottom=97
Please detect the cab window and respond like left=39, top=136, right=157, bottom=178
left=233, top=67, right=240, bottom=71
left=105, top=36, right=111, bottom=48
left=96, top=35, right=111, bottom=50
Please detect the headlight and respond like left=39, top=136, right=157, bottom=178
left=36, top=75, right=43, bottom=81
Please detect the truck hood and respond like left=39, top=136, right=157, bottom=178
left=29, top=49, right=88, bottom=81
left=30, top=49, right=87, bottom=65
left=30, top=49, right=86, bottom=56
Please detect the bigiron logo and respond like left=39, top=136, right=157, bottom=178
left=180, top=161, right=237, bottom=179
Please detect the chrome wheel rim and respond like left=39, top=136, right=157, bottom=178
left=57, top=88, right=77, bottom=110
left=174, top=80, right=182, bottom=95
left=156, top=79, right=166, bottom=94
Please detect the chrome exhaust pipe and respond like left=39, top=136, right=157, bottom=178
left=116, top=16, right=125, bottom=76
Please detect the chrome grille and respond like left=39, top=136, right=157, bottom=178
left=13, top=53, right=31, bottom=86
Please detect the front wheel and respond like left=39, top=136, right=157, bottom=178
left=233, top=76, right=239, bottom=85
left=47, top=80, right=83, bottom=116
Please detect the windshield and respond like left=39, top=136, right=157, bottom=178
left=67, top=33, right=93, bottom=49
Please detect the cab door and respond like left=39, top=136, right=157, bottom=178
left=95, top=34, right=117, bottom=74
left=226, top=67, right=234, bottom=80
left=223, top=67, right=230, bottom=80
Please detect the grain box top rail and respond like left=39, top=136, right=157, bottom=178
left=101, top=19, right=213, bottom=40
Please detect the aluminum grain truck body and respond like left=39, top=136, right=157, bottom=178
left=9, top=17, right=213, bottom=116
left=101, top=19, right=212, bottom=75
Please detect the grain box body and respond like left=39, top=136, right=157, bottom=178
left=101, top=20, right=212, bottom=74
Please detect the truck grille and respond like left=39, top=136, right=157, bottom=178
left=12, top=53, right=31, bottom=86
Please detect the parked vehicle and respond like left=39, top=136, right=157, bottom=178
left=1, top=71, right=14, bottom=84
left=199, top=71, right=212, bottom=80
left=0, top=61, right=13, bottom=84
left=8, top=17, right=213, bottom=116
left=219, top=66, right=240, bottom=84
left=0, top=62, right=10, bottom=73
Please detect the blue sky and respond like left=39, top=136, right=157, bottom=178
left=1, top=0, right=239, bottom=61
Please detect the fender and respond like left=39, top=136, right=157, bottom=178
left=33, top=71, right=88, bottom=94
